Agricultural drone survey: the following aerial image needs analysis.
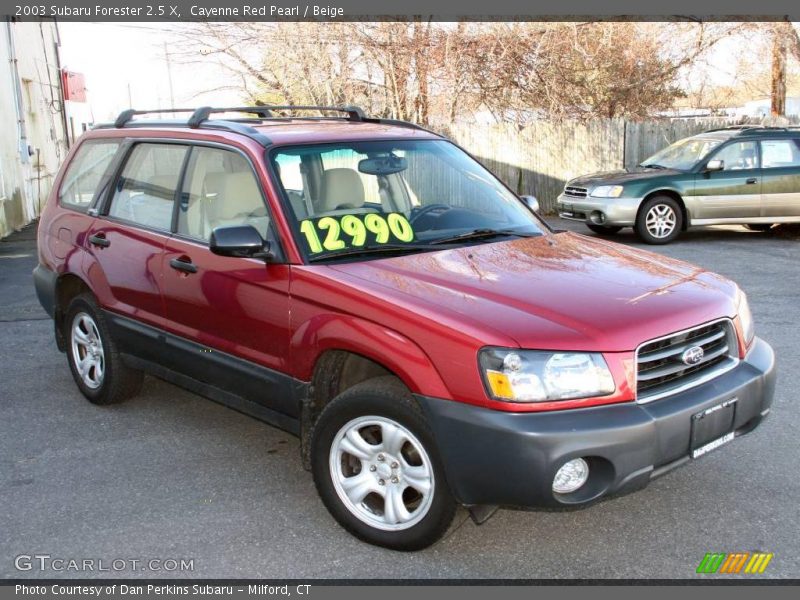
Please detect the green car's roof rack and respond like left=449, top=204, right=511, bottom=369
left=706, top=124, right=800, bottom=134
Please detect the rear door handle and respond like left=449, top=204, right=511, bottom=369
left=169, top=257, right=197, bottom=274
left=88, top=233, right=110, bottom=248
left=746, top=178, right=758, bottom=184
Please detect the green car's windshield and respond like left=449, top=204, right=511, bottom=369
left=271, top=140, right=544, bottom=261
left=640, top=136, right=724, bottom=171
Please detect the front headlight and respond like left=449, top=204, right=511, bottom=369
left=590, top=185, right=624, bottom=198
left=736, top=288, right=755, bottom=347
left=479, top=349, right=615, bottom=402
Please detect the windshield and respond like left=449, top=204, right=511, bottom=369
left=640, top=136, right=724, bottom=171
left=271, top=140, right=544, bottom=261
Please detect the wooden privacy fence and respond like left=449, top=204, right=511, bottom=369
left=442, top=117, right=800, bottom=213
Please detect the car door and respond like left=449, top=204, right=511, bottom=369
left=692, top=139, right=761, bottom=220
left=86, top=142, right=188, bottom=332
left=160, top=144, right=294, bottom=417
left=759, top=137, right=800, bottom=218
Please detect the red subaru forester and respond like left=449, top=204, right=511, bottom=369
left=34, top=106, right=776, bottom=550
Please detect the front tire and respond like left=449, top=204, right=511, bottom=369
left=586, top=223, right=623, bottom=236
left=635, top=196, right=683, bottom=244
left=65, top=293, right=143, bottom=405
left=310, top=377, right=456, bottom=551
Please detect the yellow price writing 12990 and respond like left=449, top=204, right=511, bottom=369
left=299, top=213, right=415, bottom=254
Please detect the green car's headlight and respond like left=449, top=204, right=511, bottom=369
left=479, top=349, right=615, bottom=402
left=590, top=185, right=624, bottom=198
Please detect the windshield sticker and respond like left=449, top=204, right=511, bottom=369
left=299, top=213, right=415, bottom=255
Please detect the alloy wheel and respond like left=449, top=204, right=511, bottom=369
left=644, top=203, right=677, bottom=239
left=70, top=312, right=105, bottom=389
left=329, top=416, right=435, bottom=531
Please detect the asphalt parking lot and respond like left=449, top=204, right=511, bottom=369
left=1, top=218, right=797, bottom=579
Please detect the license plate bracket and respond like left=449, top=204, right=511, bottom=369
left=690, top=398, right=737, bottom=459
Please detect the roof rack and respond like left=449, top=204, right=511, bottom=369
left=187, top=105, right=366, bottom=126
left=706, top=125, right=800, bottom=134
left=363, top=116, right=442, bottom=137
left=97, top=105, right=440, bottom=146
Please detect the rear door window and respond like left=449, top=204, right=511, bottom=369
left=58, top=140, right=122, bottom=212
left=107, top=143, right=188, bottom=231
left=760, top=139, right=800, bottom=168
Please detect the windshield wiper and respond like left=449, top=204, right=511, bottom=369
left=308, top=243, right=433, bottom=263
left=309, top=229, right=541, bottom=261
left=639, top=163, right=667, bottom=169
left=429, top=228, right=540, bottom=245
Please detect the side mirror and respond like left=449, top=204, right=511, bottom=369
left=705, top=159, right=724, bottom=172
left=520, top=195, right=540, bottom=213
left=210, top=225, right=274, bottom=260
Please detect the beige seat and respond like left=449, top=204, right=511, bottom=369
left=274, top=160, right=309, bottom=219
left=204, top=172, right=269, bottom=238
left=320, top=168, right=366, bottom=212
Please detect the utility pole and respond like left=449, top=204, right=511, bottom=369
left=771, top=23, right=788, bottom=117
left=164, top=41, right=175, bottom=109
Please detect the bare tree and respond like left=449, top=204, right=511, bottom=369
left=462, top=22, right=745, bottom=121
left=170, top=21, right=765, bottom=125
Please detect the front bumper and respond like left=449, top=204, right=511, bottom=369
left=556, top=193, right=643, bottom=226
left=416, top=337, right=776, bottom=508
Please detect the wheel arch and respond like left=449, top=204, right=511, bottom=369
left=53, top=273, right=93, bottom=351
left=292, top=315, right=451, bottom=468
left=640, top=189, right=689, bottom=231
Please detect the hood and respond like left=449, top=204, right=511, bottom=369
left=568, top=167, right=682, bottom=188
left=329, top=233, right=738, bottom=353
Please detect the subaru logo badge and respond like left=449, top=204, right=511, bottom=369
left=682, top=345, right=705, bottom=365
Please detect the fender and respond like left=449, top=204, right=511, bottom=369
left=290, top=313, right=452, bottom=400
left=641, top=187, right=691, bottom=227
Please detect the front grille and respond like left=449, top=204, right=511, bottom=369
left=564, top=186, right=588, bottom=198
left=636, top=320, right=738, bottom=403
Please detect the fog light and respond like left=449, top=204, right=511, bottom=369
left=552, top=458, right=589, bottom=494
left=589, top=211, right=605, bottom=224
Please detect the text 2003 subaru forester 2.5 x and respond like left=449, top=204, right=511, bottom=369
left=34, top=106, right=776, bottom=550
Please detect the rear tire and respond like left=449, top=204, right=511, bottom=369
left=310, top=376, right=456, bottom=551
left=586, top=223, right=623, bottom=235
left=744, top=224, right=774, bottom=232
left=635, top=196, right=683, bottom=244
left=65, top=293, right=143, bottom=405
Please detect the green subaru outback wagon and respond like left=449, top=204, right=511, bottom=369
left=557, top=126, right=800, bottom=244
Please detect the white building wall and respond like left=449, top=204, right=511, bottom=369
left=741, top=97, right=800, bottom=118
left=0, top=22, right=68, bottom=239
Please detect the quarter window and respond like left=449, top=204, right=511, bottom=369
left=58, top=140, right=121, bottom=212
left=108, top=143, right=188, bottom=231
left=760, top=139, right=800, bottom=168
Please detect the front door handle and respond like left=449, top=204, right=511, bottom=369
left=88, top=233, right=110, bottom=248
left=746, top=178, right=758, bottom=184
left=169, top=257, right=197, bottom=274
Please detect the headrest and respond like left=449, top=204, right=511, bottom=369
left=203, top=172, right=261, bottom=220
left=320, top=168, right=365, bottom=212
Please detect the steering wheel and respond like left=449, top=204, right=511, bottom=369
left=410, top=203, right=452, bottom=224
